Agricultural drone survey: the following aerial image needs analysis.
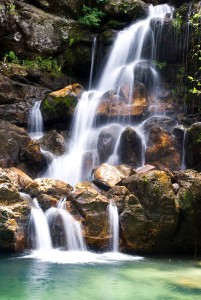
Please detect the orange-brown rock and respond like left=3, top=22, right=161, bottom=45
left=0, top=167, right=33, bottom=190
left=49, top=83, right=84, bottom=98
left=145, top=127, right=181, bottom=171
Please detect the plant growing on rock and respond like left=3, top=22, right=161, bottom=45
left=78, top=5, right=105, bottom=28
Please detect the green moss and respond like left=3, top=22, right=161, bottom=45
left=43, top=95, right=77, bottom=112
left=182, top=191, right=193, bottom=209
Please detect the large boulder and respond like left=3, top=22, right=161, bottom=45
left=41, top=83, right=83, bottom=124
left=121, top=170, right=179, bottom=252
left=93, top=163, right=135, bottom=188
left=145, top=126, right=181, bottom=171
left=185, top=123, right=201, bottom=171
left=119, top=127, right=143, bottom=167
left=73, top=181, right=110, bottom=249
left=173, top=170, right=201, bottom=254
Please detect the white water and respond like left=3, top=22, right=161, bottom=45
left=108, top=202, right=119, bottom=252
left=43, top=4, right=174, bottom=185
left=181, top=128, right=186, bottom=170
left=45, top=198, right=86, bottom=251
left=30, top=198, right=52, bottom=250
left=28, top=100, right=44, bottom=139
left=89, top=37, right=97, bottom=89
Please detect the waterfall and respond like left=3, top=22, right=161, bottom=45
left=29, top=198, right=52, bottom=250
left=108, top=202, right=119, bottom=252
left=181, top=128, right=187, bottom=170
left=89, top=37, right=97, bottom=89
left=43, top=4, right=174, bottom=185
left=28, top=100, right=44, bottom=139
left=45, top=198, right=86, bottom=251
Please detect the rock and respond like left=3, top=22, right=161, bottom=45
left=121, top=170, right=179, bottom=252
left=106, top=185, right=132, bottom=213
left=0, top=73, right=48, bottom=125
left=22, top=139, right=47, bottom=172
left=24, top=178, right=73, bottom=210
left=0, top=170, right=21, bottom=204
left=103, top=0, right=147, bottom=22
left=173, top=170, right=201, bottom=253
left=0, top=167, right=33, bottom=191
left=185, top=123, right=201, bottom=171
left=136, top=164, right=156, bottom=173
left=119, top=127, right=143, bottom=167
left=41, top=83, right=83, bottom=123
left=74, top=181, right=110, bottom=249
left=97, top=124, right=122, bottom=163
left=145, top=127, right=181, bottom=171
left=172, top=183, right=180, bottom=195
left=39, top=130, right=65, bottom=155
left=93, top=163, right=135, bottom=188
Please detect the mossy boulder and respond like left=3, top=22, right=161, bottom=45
left=41, top=83, right=83, bottom=124
left=185, top=123, right=201, bottom=171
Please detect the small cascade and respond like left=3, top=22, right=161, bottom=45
left=29, top=198, right=52, bottom=250
left=108, top=201, right=119, bottom=252
left=89, top=37, right=97, bottom=89
left=46, top=198, right=86, bottom=251
left=181, top=128, right=187, bottom=170
left=28, top=100, right=44, bottom=139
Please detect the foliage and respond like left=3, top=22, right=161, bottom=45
left=153, top=60, right=166, bottom=70
left=3, top=51, right=61, bottom=76
left=78, top=5, right=105, bottom=28
left=172, top=12, right=183, bottom=32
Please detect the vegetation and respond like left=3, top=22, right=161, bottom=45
left=3, top=51, right=62, bottom=76
left=78, top=5, right=105, bottom=28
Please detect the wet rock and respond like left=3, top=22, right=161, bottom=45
left=0, top=167, right=33, bottom=191
left=39, top=130, right=65, bottom=155
left=74, top=181, right=110, bottom=249
left=0, top=73, right=48, bottom=126
left=97, top=124, right=122, bottom=163
left=24, top=178, right=73, bottom=210
left=121, top=170, right=179, bottom=252
left=106, top=185, right=132, bottom=213
left=0, top=170, right=21, bottom=204
left=173, top=170, right=201, bottom=253
left=185, top=123, right=201, bottom=171
left=93, top=163, right=135, bottom=188
left=119, top=127, right=143, bottom=167
left=41, top=83, right=83, bottom=123
left=145, top=126, right=181, bottom=171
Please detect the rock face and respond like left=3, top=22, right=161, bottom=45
left=73, top=181, right=110, bottom=249
left=145, top=127, right=181, bottom=171
left=121, top=170, right=179, bottom=252
left=0, top=73, right=48, bottom=126
left=185, top=123, right=201, bottom=171
left=119, top=127, right=143, bottom=167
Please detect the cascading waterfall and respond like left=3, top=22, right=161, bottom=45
left=28, top=100, right=44, bottom=139
left=45, top=198, right=86, bottom=251
left=108, top=201, right=119, bottom=252
left=89, top=37, right=97, bottom=89
left=29, top=198, right=52, bottom=250
left=43, top=4, right=174, bottom=186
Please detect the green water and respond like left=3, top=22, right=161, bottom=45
left=0, top=253, right=201, bottom=300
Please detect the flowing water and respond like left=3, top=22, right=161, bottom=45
left=44, top=4, right=174, bottom=186
left=0, top=254, right=201, bottom=300
left=28, top=100, right=44, bottom=139
left=108, top=202, right=119, bottom=252
left=89, top=37, right=97, bottom=89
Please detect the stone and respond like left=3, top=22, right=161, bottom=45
left=136, top=164, right=156, bottom=173
left=145, top=126, right=181, bottom=171
left=74, top=181, right=110, bottom=249
left=185, top=123, right=201, bottom=171
left=0, top=167, right=33, bottom=191
left=97, top=124, right=122, bottom=163
left=41, top=83, right=83, bottom=123
left=120, top=170, right=179, bottom=252
left=93, top=163, right=134, bottom=188
left=119, top=127, right=143, bottom=167
left=39, top=130, right=65, bottom=155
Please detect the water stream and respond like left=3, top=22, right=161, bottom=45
left=28, top=100, right=44, bottom=139
left=44, top=4, right=174, bottom=186
left=108, top=202, right=119, bottom=252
